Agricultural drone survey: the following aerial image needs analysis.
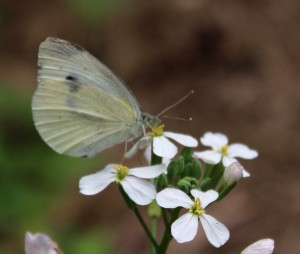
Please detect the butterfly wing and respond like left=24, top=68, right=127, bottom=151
left=32, top=37, right=143, bottom=157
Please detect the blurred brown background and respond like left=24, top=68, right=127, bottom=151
left=0, top=0, right=299, bottom=253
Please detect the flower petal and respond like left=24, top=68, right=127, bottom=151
left=79, top=164, right=116, bottom=195
left=25, top=232, right=59, bottom=254
left=171, top=213, right=199, bottom=243
left=156, top=188, right=194, bottom=209
left=124, top=136, right=151, bottom=159
left=241, top=238, right=275, bottom=254
left=228, top=143, right=258, bottom=160
left=144, top=145, right=171, bottom=166
left=193, top=150, right=222, bottom=164
left=153, top=136, right=178, bottom=159
left=201, top=132, right=228, bottom=151
left=190, top=189, right=219, bottom=208
left=243, top=168, right=251, bottom=178
left=222, top=156, right=237, bottom=167
left=121, top=176, right=156, bottom=205
left=200, top=214, right=230, bottom=248
left=129, top=164, right=167, bottom=179
left=164, top=132, right=198, bottom=147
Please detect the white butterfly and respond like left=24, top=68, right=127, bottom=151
left=32, top=37, right=160, bottom=158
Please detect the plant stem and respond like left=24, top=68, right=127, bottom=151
left=157, top=208, right=181, bottom=254
left=119, top=186, right=159, bottom=250
left=151, top=217, right=157, bottom=254
left=132, top=207, right=159, bottom=250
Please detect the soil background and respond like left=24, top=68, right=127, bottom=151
left=0, top=0, right=299, bottom=253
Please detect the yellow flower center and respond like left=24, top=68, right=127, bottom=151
left=189, top=198, right=205, bottom=216
left=151, top=125, right=165, bottom=137
left=114, top=165, right=129, bottom=183
left=221, top=145, right=230, bottom=156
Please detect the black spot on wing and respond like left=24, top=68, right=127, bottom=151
left=66, top=75, right=81, bottom=93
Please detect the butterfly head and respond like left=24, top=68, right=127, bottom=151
left=141, top=113, right=160, bottom=128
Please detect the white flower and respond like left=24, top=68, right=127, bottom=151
left=79, top=163, right=166, bottom=205
left=193, top=132, right=258, bottom=175
left=144, top=144, right=171, bottom=166
left=156, top=188, right=230, bottom=247
left=125, top=125, right=198, bottom=159
left=25, top=232, right=60, bottom=254
left=241, top=239, right=275, bottom=254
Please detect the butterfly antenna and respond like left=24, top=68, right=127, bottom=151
left=156, top=90, right=194, bottom=118
left=161, top=116, right=193, bottom=121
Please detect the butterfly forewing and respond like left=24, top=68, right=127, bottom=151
left=32, top=37, right=144, bottom=157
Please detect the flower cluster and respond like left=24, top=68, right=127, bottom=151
left=79, top=128, right=260, bottom=250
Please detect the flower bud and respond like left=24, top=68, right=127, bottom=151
left=191, top=160, right=202, bottom=180
left=155, top=173, right=168, bottom=192
left=177, top=178, right=192, bottom=194
left=167, top=161, right=178, bottom=183
left=181, top=147, right=193, bottom=163
left=223, top=162, right=243, bottom=185
left=148, top=200, right=161, bottom=218
left=199, top=177, right=212, bottom=191
left=182, top=163, right=193, bottom=177
left=177, top=156, right=185, bottom=174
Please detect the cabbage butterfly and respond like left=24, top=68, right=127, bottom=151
left=32, top=37, right=160, bottom=158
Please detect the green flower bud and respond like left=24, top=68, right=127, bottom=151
left=155, top=173, right=168, bottom=192
left=181, top=147, right=193, bottom=163
left=183, top=163, right=193, bottom=177
left=167, top=161, right=178, bottom=183
left=191, top=160, right=202, bottom=180
left=199, top=177, right=212, bottom=191
left=177, top=156, right=185, bottom=174
left=147, top=200, right=161, bottom=218
left=177, top=178, right=191, bottom=194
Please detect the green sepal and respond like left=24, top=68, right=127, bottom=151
left=155, top=173, right=168, bottom=192
left=217, top=182, right=237, bottom=201
left=147, top=200, right=161, bottom=218
left=199, top=177, right=212, bottom=191
left=181, top=147, right=193, bottom=163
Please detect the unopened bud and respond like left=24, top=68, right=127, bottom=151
left=148, top=200, right=161, bottom=218
left=223, top=162, right=243, bottom=185
left=181, top=147, right=193, bottom=163
left=155, top=173, right=168, bottom=192
left=167, top=161, right=178, bottom=183
left=177, top=178, right=192, bottom=194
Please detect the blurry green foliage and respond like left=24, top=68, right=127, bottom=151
left=66, top=0, right=131, bottom=24
left=64, top=230, right=113, bottom=254
left=0, top=84, right=110, bottom=253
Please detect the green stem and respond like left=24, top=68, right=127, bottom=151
left=161, top=209, right=169, bottom=228
left=151, top=217, right=157, bottom=254
left=210, top=163, right=224, bottom=189
left=119, top=186, right=159, bottom=250
left=157, top=208, right=181, bottom=254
